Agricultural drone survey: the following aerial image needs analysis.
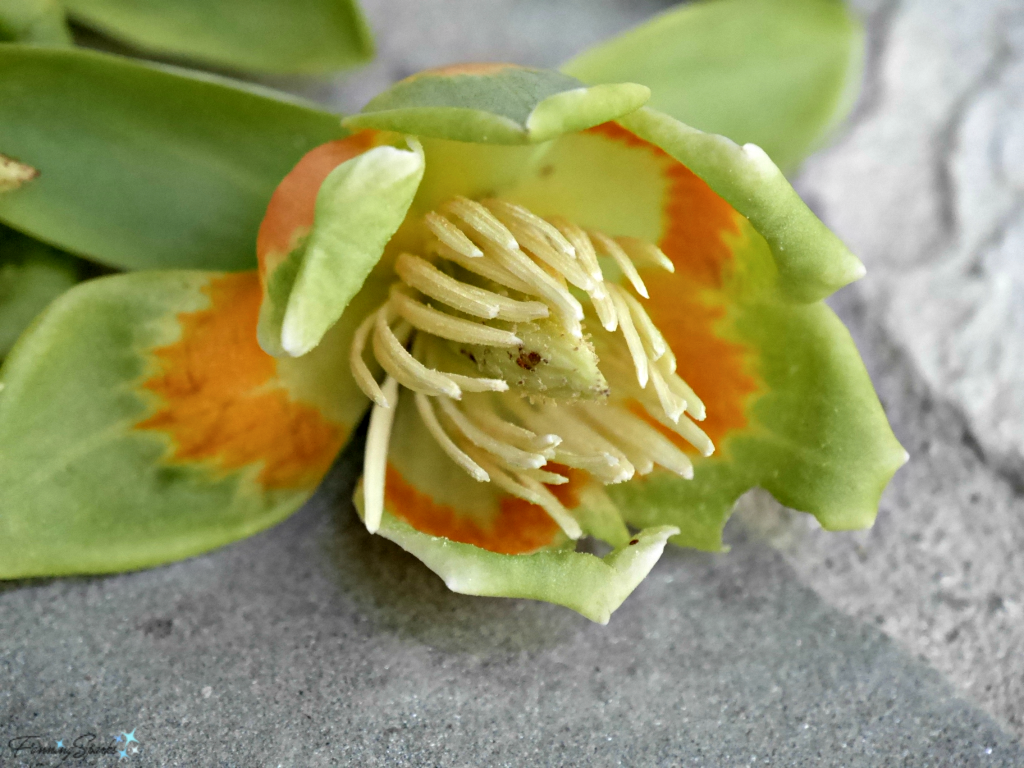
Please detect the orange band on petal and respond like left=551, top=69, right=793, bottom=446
left=415, top=62, right=519, bottom=78
left=587, top=122, right=740, bottom=287
left=257, top=131, right=379, bottom=277
left=385, top=465, right=562, bottom=555
left=138, top=272, right=343, bottom=490
left=588, top=122, right=760, bottom=448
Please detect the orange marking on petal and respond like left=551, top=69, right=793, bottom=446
left=587, top=122, right=759, bottom=446
left=416, top=62, right=520, bottom=78
left=257, top=131, right=379, bottom=277
left=626, top=281, right=759, bottom=451
left=137, top=272, right=344, bottom=490
left=586, top=122, right=740, bottom=287
left=385, top=465, right=562, bottom=555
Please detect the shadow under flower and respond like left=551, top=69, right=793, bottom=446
left=315, top=419, right=590, bottom=654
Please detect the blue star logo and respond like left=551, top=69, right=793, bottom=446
left=114, top=734, right=123, bottom=743
left=119, top=749, right=128, bottom=760
left=56, top=740, right=63, bottom=748
left=123, top=730, right=138, bottom=745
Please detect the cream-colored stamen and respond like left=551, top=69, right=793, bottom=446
left=415, top=392, right=490, bottom=482
left=608, top=284, right=649, bottom=389
left=431, top=240, right=536, bottom=295
left=618, top=287, right=668, bottom=361
left=390, top=286, right=522, bottom=347
left=396, top=253, right=549, bottom=323
left=442, top=196, right=519, bottom=251
left=655, top=356, right=706, bottom=421
left=590, top=230, right=649, bottom=299
left=513, top=401, right=635, bottom=484
left=395, top=253, right=499, bottom=318
left=578, top=403, right=694, bottom=479
left=363, top=376, right=401, bottom=533
left=549, top=216, right=604, bottom=283
left=588, top=283, right=619, bottom=332
left=436, top=396, right=548, bottom=470
left=486, top=241, right=584, bottom=335
left=484, top=200, right=595, bottom=292
left=373, top=308, right=462, bottom=398
left=516, top=467, right=570, bottom=485
left=616, top=236, right=674, bottom=273
left=648, top=364, right=687, bottom=423
left=351, top=309, right=391, bottom=408
left=424, top=211, right=483, bottom=258
left=462, top=399, right=561, bottom=453
left=651, top=408, right=715, bottom=457
left=462, top=444, right=582, bottom=539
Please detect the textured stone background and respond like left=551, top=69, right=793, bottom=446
left=3, top=1, right=1023, bottom=765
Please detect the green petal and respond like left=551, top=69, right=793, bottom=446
left=0, top=0, right=71, bottom=45
left=563, top=0, right=864, bottom=172
left=0, top=226, right=80, bottom=357
left=372, top=511, right=678, bottom=624
left=619, top=106, right=864, bottom=303
left=259, top=141, right=425, bottom=357
left=611, top=219, right=904, bottom=548
left=0, top=270, right=350, bottom=579
left=343, top=65, right=649, bottom=145
left=619, top=300, right=907, bottom=547
left=62, top=0, right=373, bottom=74
left=0, top=46, right=346, bottom=272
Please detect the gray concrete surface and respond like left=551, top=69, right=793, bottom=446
left=2, top=459, right=1022, bottom=766
left=4, top=0, right=1022, bottom=764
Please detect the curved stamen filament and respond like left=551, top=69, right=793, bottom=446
left=484, top=200, right=595, bottom=292
left=424, top=211, right=483, bottom=258
left=390, top=286, right=522, bottom=347
left=430, top=240, right=536, bottom=295
left=363, top=376, right=400, bottom=533
left=653, top=356, right=705, bottom=421
left=464, top=443, right=582, bottom=540
left=615, top=236, right=674, bottom=273
left=590, top=230, right=649, bottom=299
left=618, top=286, right=668, bottom=361
left=436, top=396, right=548, bottom=470
left=372, top=308, right=462, bottom=398
left=462, top=398, right=561, bottom=453
left=396, top=253, right=548, bottom=322
left=578, top=403, right=694, bottom=479
left=548, top=216, right=604, bottom=283
left=441, top=196, right=518, bottom=252
left=414, top=392, right=490, bottom=482
left=608, top=284, right=649, bottom=389
left=351, top=308, right=390, bottom=408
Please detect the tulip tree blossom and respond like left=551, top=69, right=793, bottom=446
left=0, top=1, right=904, bottom=623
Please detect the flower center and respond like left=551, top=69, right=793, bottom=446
left=351, top=196, right=714, bottom=537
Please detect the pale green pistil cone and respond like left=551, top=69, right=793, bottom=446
left=351, top=196, right=715, bottom=537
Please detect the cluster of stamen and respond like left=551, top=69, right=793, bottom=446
left=351, top=196, right=714, bottom=539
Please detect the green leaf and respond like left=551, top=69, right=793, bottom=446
left=0, top=0, right=71, bottom=45
left=62, top=0, right=373, bottom=74
left=0, top=270, right=347, bottom=579
left=343, top=65, right=649, bottom=144
left=259, top=141, right=425, bottom=358
left=0, top=46, right=347, bottom=272
left=618, top=106, right=864, bottom=303
left=563, top=0, right=864, bottom=172
left=371, top=509, right=678, bottom=624
left=0, top=227, right=80, bottom=357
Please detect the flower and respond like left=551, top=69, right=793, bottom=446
left=0, top=61, right=905, bottom=624
left=246, top=64, right=906, bottom=621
